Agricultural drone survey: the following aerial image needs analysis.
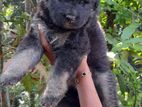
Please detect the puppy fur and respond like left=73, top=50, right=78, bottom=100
left=0, top=0, right=119, bottom=107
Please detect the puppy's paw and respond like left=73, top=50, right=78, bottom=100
left=40, top=94, right=63, bottom=107
left=0, top=72, right=23, bottom=86
left=40, top=72, right=69, bottom=107
left=40, top=83, right=65, bottom=107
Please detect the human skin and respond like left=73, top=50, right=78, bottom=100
left=76, top=56, right=102, bottom=107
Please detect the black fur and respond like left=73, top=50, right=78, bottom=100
left=0, top=0, right=119, bottom=107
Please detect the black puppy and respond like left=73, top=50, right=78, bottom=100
left=0, top=0, right=119, bottom=107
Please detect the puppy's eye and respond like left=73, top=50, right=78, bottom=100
left=80, top=0, right=89, bottom=4
left=58, top=0, right=64, bottom=2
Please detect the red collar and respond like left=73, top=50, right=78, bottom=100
left=38, top=24, right=55, bottom=65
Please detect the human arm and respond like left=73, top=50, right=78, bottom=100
left=76, top=56, right=102, bottom=107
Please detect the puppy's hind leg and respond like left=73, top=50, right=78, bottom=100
left=0, top=28, right=44, bottom=86
left=87, top=20, right=119, bottom=107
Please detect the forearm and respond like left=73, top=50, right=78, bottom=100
left=76, top=57, right=102, bottom=107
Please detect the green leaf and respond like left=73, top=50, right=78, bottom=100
left=132, top=44, right=142, bottom=51
left=117, top=75, right=126, bottom=94
left=121, top=23, right=140, bottom=41
left=22, top=75, right=33, bottom=92
left=124, top=37, right=142, bottom=44
left=106, top=34, right=118, bottom=45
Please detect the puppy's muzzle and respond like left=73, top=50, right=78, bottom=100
left=65, top=15, right=76, bottom=23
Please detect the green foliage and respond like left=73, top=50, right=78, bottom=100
left=121, top=23, right=140, bottom=40
left=100, top=0, right=142, bottom=106
left=1, top=0, right=142, bottom=107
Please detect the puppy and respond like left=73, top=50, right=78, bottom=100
left=0, top=0, right=119, bottom=107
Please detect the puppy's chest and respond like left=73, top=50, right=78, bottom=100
left=31, top=21, right=70, bottom=51
left=45, top=30, right=70, bottom=51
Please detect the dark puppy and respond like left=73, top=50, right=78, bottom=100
left=0, top=0, right=119, bottom=107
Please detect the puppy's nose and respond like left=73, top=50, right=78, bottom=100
left=65, top=15, right=76, bottom=22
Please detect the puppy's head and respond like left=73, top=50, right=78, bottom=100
left=47, top=0, right=99, bottom=29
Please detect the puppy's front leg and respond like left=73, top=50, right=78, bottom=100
left=0, top=28, right=44, bottom=86
left=41, top=50, right=82, bottom=107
